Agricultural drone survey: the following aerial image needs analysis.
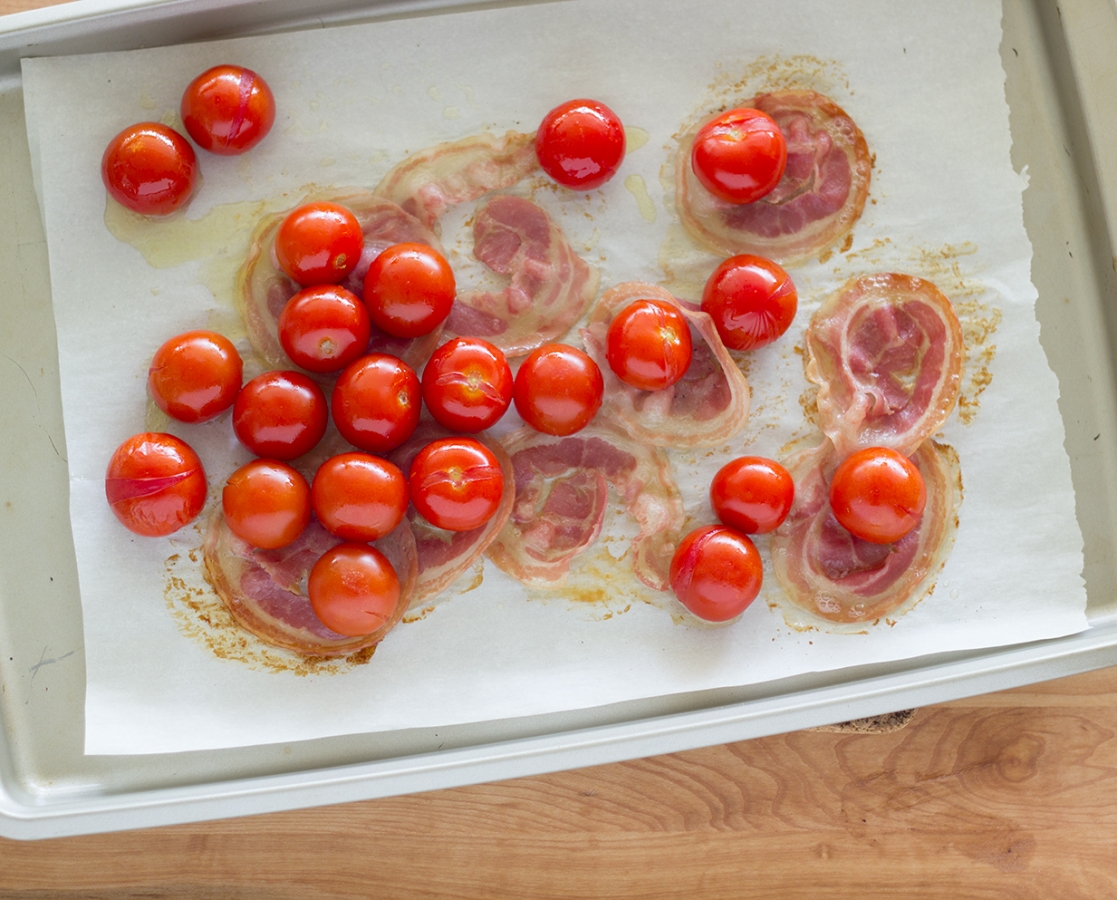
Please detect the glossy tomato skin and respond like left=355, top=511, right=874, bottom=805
left=222, top=459, right=311, bottom=550
left=408, top=438, right=505, bottom=532
left=308, top=543, right=401, bottom=637
left=605, top=299, right=693, bottom=392
left=362, top=243, right=456, bottom=339
left=180, top=64, right=276, bottom=155
left=669, top=525, right=763, bottom=622
left=278, top=284, right=371, bottom=373
left=701, top=254, right=798, bottom=351
left=691, top=108, right=787, bottom=205
left=105, top=432, right=206, bottom=537
left=274, top=202, right=364, bottom=287
left=312, top=452, right=408, bottom=543
left=331, top=354, right=421, bottom=454
left=535, top=98, right=626, bottom=190
left=101, top=123, right=198, bottom=216
left=829, top=447, right=927, bottom=544
left=710, top=456, right=794, bottom=534
left=232, top=370, right=328, bottom=460
left=513, top=344, right=604, bottom=436
left=421, top=337, right=513, bottom=433
left=148, top=330, right=243, bottom=423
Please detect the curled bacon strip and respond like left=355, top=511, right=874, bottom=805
left=676, top=90, right=871, bottom=264
left=581, top=282, right=750, bottom=447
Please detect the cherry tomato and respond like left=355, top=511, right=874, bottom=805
left=222, top=459, right=311, bottom=550
left=691, top=108, right=787, bottom=205
left=701, top=254, right=798, bottom=351
left=308, top=543, right=401, bottom=637
left=148, top=330, right=243, bottom=423
left=278, top=284, right=371, bottom=373
left=829, top=447, right=927, bottom=544
left=362, top=243, right=456, bottom=339
left=605, top=299, right=693, bottom=392
left=105, top=432, right=206, bottom=537
left=535, top=98, right=626, bottom=190
left=232, top=370, right=328, bottom=460
left=669, top=525, right=763, bottom=623
left=421, top=337, right=513, bottom=433
left=408, top=438, right=505, bottom=532
left=274, top=202, right=364, bottom=287
left=180, top=64, right=276, bottom=155
left=101, top=122, right=198, bottom=216
left=331, top=354, right=421, bottom=454
left=513, top=344, right=604, bottom=436
left=710, top=456, right=794, bottom=535
left=312, top=453, right=408, bottom=543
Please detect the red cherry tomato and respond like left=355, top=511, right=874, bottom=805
left=105, top=432, right=206, bottom=537
left=691, top=108, right=787, bottom=205
left=101, top=122, right=198, bottom=216
left=312, top=453, right=408, bottom=543
left=710, top=456, right=794, bottom=535
left=605, top=299, right=693, bottom=392
left=829, top=447, right=927, bottom=544
left=513, top=344, right=604, bottom=436
left=535, top=98, right=626, bottom=190
left=669, top=525, right=763, bottom=622
left=232, top=370, right=328, bottom=460
left=180, top=64, right=276, bottom=155
left=701, top=254, right=798, bottom=351
left=331, top=354, right=421, bottom=454
left=278, top=284, right=371, bottom=373
left=222, top=459, right=311, bottom=550
left=148, top=330, right=242, bottom=423
left=274, top=202, right=364, bottom=287
left=421, top=337, right=513, bottom=433
left=308, top=543, right=401, bottom=637
left=362, top=243, right=456, bottom=339
left=408, top=438, right=505, bottom=532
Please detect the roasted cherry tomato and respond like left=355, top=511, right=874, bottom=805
left=312, top=452, right=408, bottom=543
left=278, top=284, right=371, bottom=373
left=148, top=330, right=242, bottom=423
left=101, top=122, right=198, bottom=216
left=308, top=543, right=401, bottom=637
left=605, top=298, right=693, bottom=392
left=513, top=344, right=604, bottom=436
left=180, top=64, right=276, bottom=155
left=669, top=525, right=763, bottom=622
left=710, top=456, right=794, bottom=534
left=362, top=243, right=455, bottom=339
left=331, top=353, right=421, bottom=454
left=105, top=432, right=206, bottom=537
left=829, top=447, right=927, bottom=544
left=421, top=337, right=513, bottom=433
left=408, top=437, right=505, bottom=532
left=535, top=98, right=626, bottom=190
left=222, top=458, right=311, bottom=550
left=691, top=107, right=787, bottom=205
left=274, top=202, right=364, bottom=287
left=701, top=254, right=797, bottom=351
left=232, top=370, right=328, bottom=460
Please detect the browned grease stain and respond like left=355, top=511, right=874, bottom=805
left=706, top=54, right=851, bottom=107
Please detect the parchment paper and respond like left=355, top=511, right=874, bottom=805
left=21, top=0, right=1087, bottom=755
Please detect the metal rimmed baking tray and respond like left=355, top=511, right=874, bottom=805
left=0, top=0, right=1115, bottom=840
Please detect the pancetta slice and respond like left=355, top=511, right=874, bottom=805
left=770, top=439, right=960, bottom=625
left=806, top=273, right=964, bottom=457
left=486, top=423, right=685, bottom=590
left=580, top=282, right=750, bottom=447
left=676, top=90, right=871, bottom=264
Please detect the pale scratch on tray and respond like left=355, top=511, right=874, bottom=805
left=28, top=647, right=76, bottom=687
left=3, top=355, right=66, bottom=461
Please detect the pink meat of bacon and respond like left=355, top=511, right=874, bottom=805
left=580, top=282, right=750, bottom=448
left=770, top=439, right=961, bottom=625
left=486, top=423, right=685, bottom=591
left=676, top=90, right=871, bottom=265
left=806, top=273, right=964, bottom=458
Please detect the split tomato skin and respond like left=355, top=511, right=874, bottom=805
left=829, top=447, right=927, bottom=544
left=421, top=337, right=513, bottom=433
left=535, top=98, right=626, bottom=190
left=513, top=344, right=604, bottom=436
left=691, top=107, right=787, bottom=205
left=101, top=122, right=198, bottom=216
left=362, top=243, right=456, bottom=339
left=232, top=370, right=328, bottom=460
left=605, top=299, right=693, bottom=392
left=331, top=354, right=421, bottom=454
left=408, top=437, right=505, bottom=532
left=221, top=459, right=311, bottom=550
left=274, top=202, right=364, bottom=287
left=148, top=330, right=243, bottom=423
left=669, top=525, right=763, bottom=623
left=312, top=452, right=408, bottom=543
left=278, top=284, right=371, bottom=373
left=308, top=543, right=401, bottom=638
left=180, top=64, right=276, bottom=155
left=701, top=254, right=797, bottom=351
left=105, top=432, right=207, bottom=537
